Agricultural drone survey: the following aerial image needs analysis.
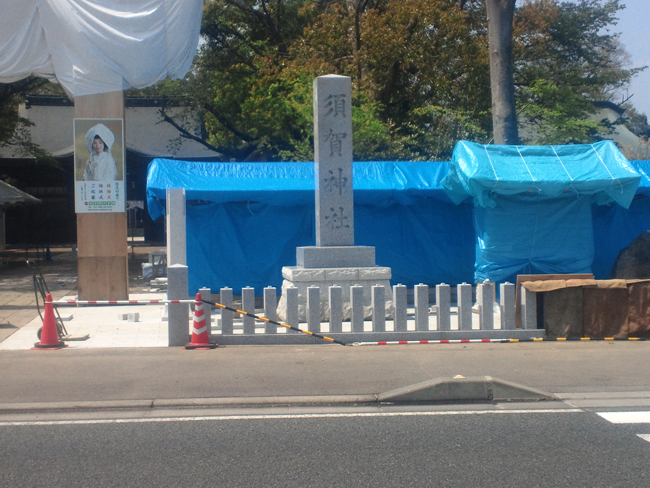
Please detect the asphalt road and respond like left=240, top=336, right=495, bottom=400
left=2, top=406, right=650, bottom=487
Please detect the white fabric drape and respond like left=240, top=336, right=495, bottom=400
left=0, top=0, right=203, bottom=97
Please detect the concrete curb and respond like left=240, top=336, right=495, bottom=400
left=0, top=395, right=377, bottom=414
left=0, top=377, right=555, bottom=414
left=378, top=376, right=556, bottom=403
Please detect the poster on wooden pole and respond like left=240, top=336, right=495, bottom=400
left=73, top=118, right=126, bottom=214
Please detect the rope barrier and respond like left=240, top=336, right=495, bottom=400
left=356, top=338, right=508, bottom=346
left=53, top=299, right=196, bottom=306
left=504, top=337, right=646, bottom=342
left=354, top=337, right=646, bottom=346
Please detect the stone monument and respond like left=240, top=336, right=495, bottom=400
left=277, top=75, right=392, bottom=321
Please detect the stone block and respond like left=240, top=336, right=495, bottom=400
left=277, top=266, right=393, bottom=323
left=297, top=246, right=375, bottom=268
left=282, top=267, right=327, bottom=282
left=325, top=268, right=359, bottom=281
left=358, top=267, right=391, bottom=280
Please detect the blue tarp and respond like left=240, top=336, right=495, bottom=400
left=147, top=160, right=451, bottom=220
left=441, top=141, right=642, bottom=283
left=146, top=156, right=650, bottom=294
left=442, top=140, right=640, bottom=208
left=146, top=160, right=474, bottom=293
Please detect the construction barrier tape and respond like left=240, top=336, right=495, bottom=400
left=355, top=337, right=646, bottom=346
left=201, top=298, right=347, bottom=346
left=503, top=337, right=645, bottom=342
left=53, top=299, right=196, bottom=306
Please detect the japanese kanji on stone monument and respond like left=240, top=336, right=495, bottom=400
left=315, top=75, right=354, bottom=247
left=278, top=75, right=392, bottom=321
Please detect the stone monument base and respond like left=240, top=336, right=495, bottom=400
left=277, top=246, right=393, bottom=322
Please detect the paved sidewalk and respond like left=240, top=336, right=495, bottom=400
left=0, top=248, right=78, bottom=342
left=3, top=246, right=650, bottom=414
left=0, top=293, right=169, bottom=350
left=1, top=341, right=650, bottom=408
left=0, top=244, right=162, bottom=346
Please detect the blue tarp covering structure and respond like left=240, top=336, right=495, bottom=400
left=146, top=153, right=650, bottom=295
left=442, top=141, right=640, bottom=208
left=442, top=141, right=642, bottom=282
left=147, top=160, right=452, bottom=219
left=146, top=160, right=474, bottom=293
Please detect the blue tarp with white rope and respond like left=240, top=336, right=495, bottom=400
left=146, top=150, right=649, bottom=294
left=146, top=160, right=474, bottom=293
left=442, top=141, right=642, bottom=282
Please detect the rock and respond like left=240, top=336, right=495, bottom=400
left=609, top=230, right=650, bottom=279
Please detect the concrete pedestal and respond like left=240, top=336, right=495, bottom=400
left=277, top=248, right=392, bottom=322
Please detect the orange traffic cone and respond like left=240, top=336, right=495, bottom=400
left=32, top=293, right=67, bottom=350
left=184, top=293, right=217, bottom=350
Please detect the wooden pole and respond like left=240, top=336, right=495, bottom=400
left=74, top=91, right=128, bottom=300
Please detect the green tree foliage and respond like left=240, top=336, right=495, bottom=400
left=194, top=0, right=493, bottom=161
left=118, top=0, right=649, bottom=160
left=514, top=0, right=644, bottom=144
left=2, top=1, right=645, bottom=162
left=0, top=78, right=62, bottom=164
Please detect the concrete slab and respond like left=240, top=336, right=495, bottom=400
left=377, top=376, right=555, bottom=403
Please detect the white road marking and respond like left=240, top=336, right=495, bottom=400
left=0, top=408, right=581, bottom=427
left=597, top=411, right=650, bottom=424
left=638, top=434, right=650, bottom=443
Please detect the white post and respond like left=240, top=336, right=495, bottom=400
left=457, top=283, right=472, bottom=331
left=500, top=282, right=515, bottom=330
left=242, top=287, right=255, bottom=334
left=307, top=286, right=320, bottom=332
left=286, top=286, right=299, bottom=332
left=166, top=188, right=186, bottom=266
left=522, top=286, right=537, bottom=330
left=351, top=285, right=364, bottom=332
left=415, top=284, right=429, bottom=331
left=436, top=284, right=451, bottom=331
left=220, top=287, right=233, bottom=335
left=329, top=285, right=343, bottom=333
left=478, top=282, right=494, bottom=330
left=393, top=284, right=408, bottom=332
left=263, top=286, right=277, bottom=334
left=372, top=285, right=386, bottom=332
left=167, top=264, right=189, bottom=347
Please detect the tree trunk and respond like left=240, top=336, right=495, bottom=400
left=486, top=0, right=519, bottom=145
left=347, top=0, right=366, bottom=81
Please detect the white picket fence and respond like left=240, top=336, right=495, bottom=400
left=196, top=282, right=544, bottom=345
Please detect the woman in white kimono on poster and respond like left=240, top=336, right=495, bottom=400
left=83, top=123, right=117, bottom=181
